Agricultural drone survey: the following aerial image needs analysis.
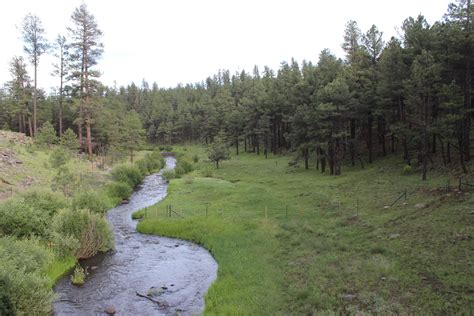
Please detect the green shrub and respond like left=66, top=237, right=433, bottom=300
left=72, top=190, right=110, bottom=214
left=0, top=199, right=50, bottom=238
left=131, top=209, right=145, bottom=220
left=192, top=154, right=199, bottom=163
left=162, top=169, right=176, bottom=181
left=402, top=165, right=414, bottom=175
left=0, top=237, right=52, bottom=274
left=71, top=265, right=86, bottom=285
left=0, top=267, right=54, bottom=315
left=111, top=164, right=144, bottom=188
left=60, top=128, right=79, bottom=150
left=177, top=159, right=193, bottom=174
left=20, top=189, right=68, bottom=217
left=50, top=147, right=70, bottom=168
left=51, top=166, right=79, bottom=197
left=183, top=176, right=195, bottom=185
left=136, top=151, right=165, bottom=175
left=159, top=145, right=173, bottom=151
left=174, top=165, right=186, bottom=178
left=52, top=209, right=114, bottom=259
left=0, top=237, right=54, bottom=315
left=106, top=181, right=133, bottom=202
left=34, top=121, right=58, bottom=147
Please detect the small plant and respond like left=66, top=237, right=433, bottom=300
left=202, top=166, right=214, bottom=178
left=71, top=265, right=86, bottom=285
left=192, top=154, right=199, bottom=163
left=402, top=164, right=413, bottom=175
left=50, top=147, right=70, bottom=169
left=162, top=169, right=176, bottom=181
left=131, top=209, right=145, bottom=220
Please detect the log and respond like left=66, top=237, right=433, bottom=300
left=135, top=292, right=168, bottom=308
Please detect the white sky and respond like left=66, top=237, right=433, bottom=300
left=0, top=0, right=452, bottom=93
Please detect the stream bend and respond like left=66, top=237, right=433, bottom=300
left=53, top=156, right=217, bottom=315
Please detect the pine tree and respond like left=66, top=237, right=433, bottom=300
left=21, top=14, right=49, bottom=136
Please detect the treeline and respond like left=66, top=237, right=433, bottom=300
left=0, top=1, right=472, bottom=179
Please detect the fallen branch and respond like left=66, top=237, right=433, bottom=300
left=0, top=177, right=13, bottom=185
left=135, top=292, right=169, bottom=308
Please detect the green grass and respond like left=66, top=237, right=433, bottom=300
left=138, top=145, right=474, bottom=314
left=44, top=255, right=76, bottom=286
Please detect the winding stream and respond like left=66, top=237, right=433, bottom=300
left=54, top=157, right=218, bottom=315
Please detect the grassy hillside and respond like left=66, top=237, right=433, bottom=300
left=0, top=131, right=108, bottom=200
left=138, top=146, right=473, bottom=314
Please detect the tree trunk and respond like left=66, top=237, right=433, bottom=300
left=86, top=119, right=92, bottom=156
left=33, top=60, right=37, bottom=136
left=235, top=137, right=239, bottom=155
left=447, top=142, right=451, bottom=164
left=216, top=160, right=219, bottom=169
left=304, top=148, right=309, bottom=170
left=350, top=118, right=355, bottom=166
left=28, top=117, right=33, bottom=138
left=367, top=113, right=373, bottom=163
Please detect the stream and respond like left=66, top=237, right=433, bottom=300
left=53, top=156, right=218, bottom=315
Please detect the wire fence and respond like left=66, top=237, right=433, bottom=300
left=137, top=179, right=471, bottom=221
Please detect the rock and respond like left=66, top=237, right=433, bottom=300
left=415, top=203, right=427, bottom=210
left=389, top=233, right=400, bottom=239
left=170, top=284, right=175, bottom=287
left=383, top=205, right=390, bottom=210
left=402, top=202, right=408, bottom=206
left=147, top=286, right=164, bottom=297
left=90, top=266, right=98, bottom=270
left=121, top=199, right=129, bottom=204
left=341, top=293, right=356, bottom=301
left=104, top=306, right=116, bottom=315
left=161, top=286, right=168, bottom=290
left=381, top=277, right=386, bottom=281
left=174, top=244, right=180, bottom=247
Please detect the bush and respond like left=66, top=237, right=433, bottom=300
left=162, top=169, right=176, bottom=181
left=111, top=164, right=144, bottom=188
left=183, top=176, right=195, bottom=185
left=136, top=151, right=165, bottom=175
left=71, top=265, right=86, bottom=285
left=159, top=145, right=173, bottom=151
left=106, top=181, right=133, bottom=202
left=174, top=165, right=186, bottom=178
left=0, top=267, right=54, bottom=315
left=192, top=154, right=199, bottom=163
left=50, top=147, right=71, bottom=169
left=20, top=189, right=68, bottom=217
left=52, top=209, right=114, bottom=259
left=402, top=165, right=414, bottom=175
left=177, top=159, right=193, bottom=174
left=0, top=237, right=54, bottom=315
left=51, top=166, right=79, bottom=197
left=0, top=199, right=50, bottom=238
left=35, top=121, right=58, bottom=147
left=72, top=190, right=110, bottom=214
left=60, top=128, right=79, bottom=150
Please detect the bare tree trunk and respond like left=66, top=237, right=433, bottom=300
left=33, top=59, right=37, bottom=136
left=28, top=117, right=33, bottom=138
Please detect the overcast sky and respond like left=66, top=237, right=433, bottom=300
left=0, top=0, right=452, bottom=93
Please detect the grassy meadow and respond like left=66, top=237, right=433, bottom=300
left=138, top=146, right=473, bottom=314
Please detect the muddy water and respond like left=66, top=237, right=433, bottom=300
left=54, top=157, right=217, bottom=315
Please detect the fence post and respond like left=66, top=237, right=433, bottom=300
left=356, top=198, right=359, bottom=216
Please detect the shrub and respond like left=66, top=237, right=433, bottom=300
left=111, top=164, right=143, bottom=188
left=136, top=151, right=165, bottom=175
left=192, top=154, right=199, bottom=163
left=0, top=199, right=50, bottom=238
left=183, top=176, right=195, bottom=185
left=50, top=147, right=70, bottom=168
left=51, top=166, right=79, bottom=197
left=106, top=181, right=133, bottom=202
left=159, top=145, right=173, bottom=151
left=35, top=121, right=58, bottom=147
left=402, top=165, right=414, bottom=175
left=177, top=159, right=193, bottom=174
left=174, top=165, right=186, bottom=178
left=20, top=189, right=68, bottom=217
left=71, top=265, right=86, bottom=285
left=52, top=209, right=114, bottom=259
left=0, top=237, right=54, bottom=315
left=60, top=128, right=79, bottom=150
left=72, top=190, right=110, bottom=214
left=162, top=169, right=176, bottom=181
left=0, top=267, right=54, bottom=315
